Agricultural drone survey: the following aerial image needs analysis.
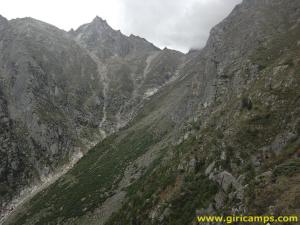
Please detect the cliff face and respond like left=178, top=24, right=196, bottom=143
left=0, top=15, right=183, bottom=217
left=71, top=17, right=184, bottom=134
left=0, top=17, right=102, bottom=213
left=2, top=0, right=300, bottom=224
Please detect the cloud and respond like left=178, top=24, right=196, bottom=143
left=118, top=0, right=242, bottom=52
left=1, top=0, right=241, bottom=53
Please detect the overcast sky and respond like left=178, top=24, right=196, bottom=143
left=1, top=0, right=241, bottom=52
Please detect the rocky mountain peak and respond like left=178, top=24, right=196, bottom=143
left=0, top=14, right=7, bottom=22
left=92, top=15, right=107, bottom=24
left=89, top=16, right=111, bottom=31
left=72, top=16, right=159, bottom=59
left=0, top=14, right=8, bottom=30
left=77, top=15, right=113, bottom=37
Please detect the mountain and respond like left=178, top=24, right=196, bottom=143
left=0, top=15, right=183, bottom=220
left=71, top=16, right=159, bottom=59
left=71, top=17, right=184, bottom=134
left=0, top=16, right=104, bottom=213
left=1, top=0, right=300, bottom=224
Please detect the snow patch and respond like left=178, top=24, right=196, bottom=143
left=144, top=88, right=158, bottom=98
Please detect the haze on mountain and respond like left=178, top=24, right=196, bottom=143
left=0, top=0, right=300, bottom=225
left=1, top=0, right=241, bottom=52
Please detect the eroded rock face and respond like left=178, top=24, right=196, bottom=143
left=70, top=19, right=185, bottom=134
left=0, top=17, right=102, bottom=213
left=212, top=171, right=242, bottom=192
left=0, top=15, right=184, bottom=214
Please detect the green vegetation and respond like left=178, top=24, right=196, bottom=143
left=11, top=125, right=164, bottom=225
left=165, top=175, right=218, bottom=225
left=107, top=137, right=217, bottom=225
left=273, top=159, right=300, bottom=177
left=4, top=8, right=300, bottom=225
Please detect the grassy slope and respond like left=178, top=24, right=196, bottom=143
left=4, top=81, right=181, bottom=225
left=4, top=19, right=300, bottom=225
left=105, top=24, right=300, bottom=225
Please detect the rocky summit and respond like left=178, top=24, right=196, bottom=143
left=1, top=0, right=300, bottom=224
